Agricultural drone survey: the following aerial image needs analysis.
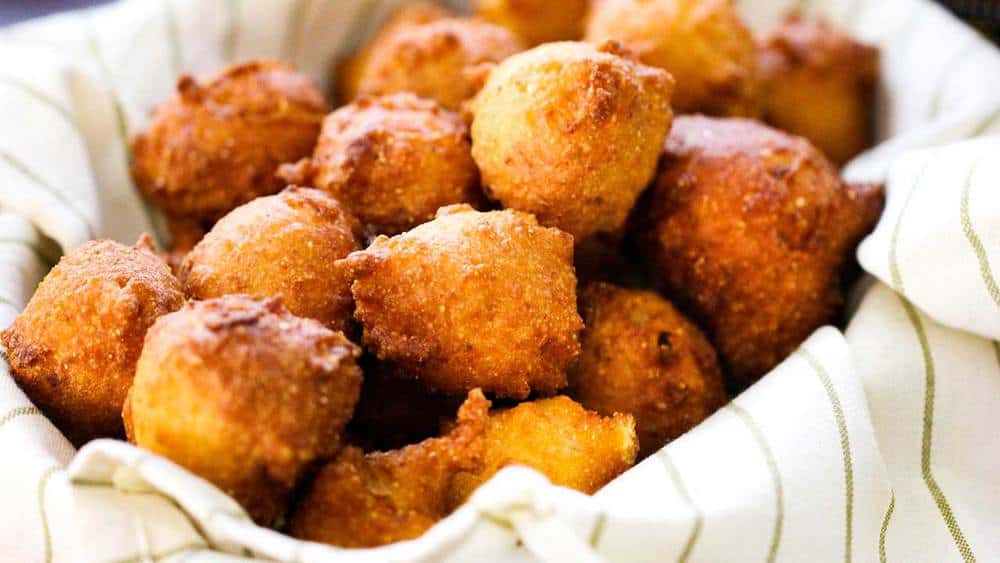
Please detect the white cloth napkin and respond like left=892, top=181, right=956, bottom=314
left=0, top=0, right=997, bottom=562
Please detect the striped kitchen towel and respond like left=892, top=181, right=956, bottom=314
left=0, top=0, right=997, bottom=561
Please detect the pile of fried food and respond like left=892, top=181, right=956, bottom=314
left=1, top=0, right=884, bottom=549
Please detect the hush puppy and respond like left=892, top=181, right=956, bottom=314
left=1, top=237, right=183, bottom=444
left=278, top=94, right=481, bottom=235
left=335, top=1, right=453, bottom=103
left=585, top=0, right=759, bottom=116
left=344, top=205, right=582, bottom=399
left=474, top=0, right=589, bottom=46
left=449, top=396, right=638, bottom=503
left=288, top=390, right=490, bottom=548
left=179, top=187, right=362, bottom=333
left=632, top=116, right=884, bottom=386
left=570, top=283, right=726, bottom=459
left=125, top=296, right=362, bottom=525
left=471, top=41, right=674, bottom=240
left=131, top=61, right=328, bottom=221
left=348, top=17, right=523, bottom=110
left=757, top=13, right=879, bottom=165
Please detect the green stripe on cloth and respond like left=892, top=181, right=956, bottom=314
left=798, top=348, right=854, bottom=563
left=0, top=75, right=75, bottom=126
left=163, top=0, right=185, bottom=76
left=895, top=293, right=976, bottom=562
left=727, top=403, right=784, bottom=563
left=101, top=541, right=209, bottom=563
left=0, top=149, right=96, bottom=240
left=84, top=16, right=167, bottom=247
left=656, top=450, right=702, bottom=563
left=969, top=107, right=1000, bottom=137
left=0, top=406, right=43, bottom=428
left=889, top=153, right=977, bottom=562
left=889, top=160, right=932, bottom=293
left=959, top=158, right=1000, bottom=308
left=223, top=0, right=241, bottom=61
left=589, top=512, right=607, bottom=548
left=879, top=492, right=895, bottom=563
left=39, top=465, right=60, bottom=563
left=992, top=341, right=1000, bottom=368
left=84, top=18, right=134, bottom=166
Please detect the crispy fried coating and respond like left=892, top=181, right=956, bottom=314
left=131, top=61, right=328, bottom=221
left=757, top=13, right=879, bottom=165
left=335, top=2, right=454, bottom=103
left=277, top=94, right=481, bottom=235
left=474, top=0, right=589, bottom=46
left=585, top=0, right=759, bottom=116
left=179, top=187, right=362, bottom=333
left=569, top=283, right=726, bottom=459
left=348, top=17, right=523, bottom=110
left=288, top=390, right=490, bottom=548
left=126, top=296, right=362, bottom=525
left=632, top=116, right=884, bottom=387
left=1, top=237, right=183, bottom=445
left=471, top=41, right=674, bottom=240
left=344, top=205, right=582, bottom=399
left=449, top=396, right=637, bottom=503
left=348, top=357, right=464, bottom=451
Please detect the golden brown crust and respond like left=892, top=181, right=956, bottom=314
left=344, top=205, right=582, bottom=399
left=179, top=187, right=362, bottom=333
left=0, top=238, right=183, bottom=445
left=126, top=295, right=362, bottom=525
left=335, top=2, right=454, bottom=104
left=632, top=116, right=884, bottom=386
left=277, top=94, right=482, bottom=235
left=757, top=13, right=879, bottom=165
left=349, top=17, right=524, bottom=110
left=585, top=0, right=759, bottom=116
left=288, top=390, right=490, bottom=548
left=470, top=41, right=674, bottom=240
left=570, top=283, right=726, bottom=458
left=449, top=395, right=637, bottom=504
left=131, top=61, right=328, bottom=221
left=473, top=0, right=589, bottom=46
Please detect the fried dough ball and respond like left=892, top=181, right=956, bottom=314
left=569, top=283, right=726, bottom=458
left=349, top=17, right=523, bottom=110
left=632, top=116, right=885, bottom=387
left=757, top=13, right=879, bottom=165
left=288, top=390, right=490, bottom=548
left=1, top=237, right=183, bottom=445
left=449, top=396, right=637, bottom=503
left=179, top=187, right=362, bottom=333
left=344, top=205, right=582, bottom=398
left=471, top=41, right=674, bottom=240
left=474, top=0, right=589, bottom=46
left=126, top=296, right=362, bottom=525
left=131, top=61, right=328, bottom=221
left=585, top=0, right=759, bottom=116
left=335, top=2, right=453, bottom=103
left=277, top=94, right=481, bottom=235
left=347, top=357, right=464, bottom=451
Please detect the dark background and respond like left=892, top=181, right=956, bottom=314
left=0, top=0, right=997, bottom=41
